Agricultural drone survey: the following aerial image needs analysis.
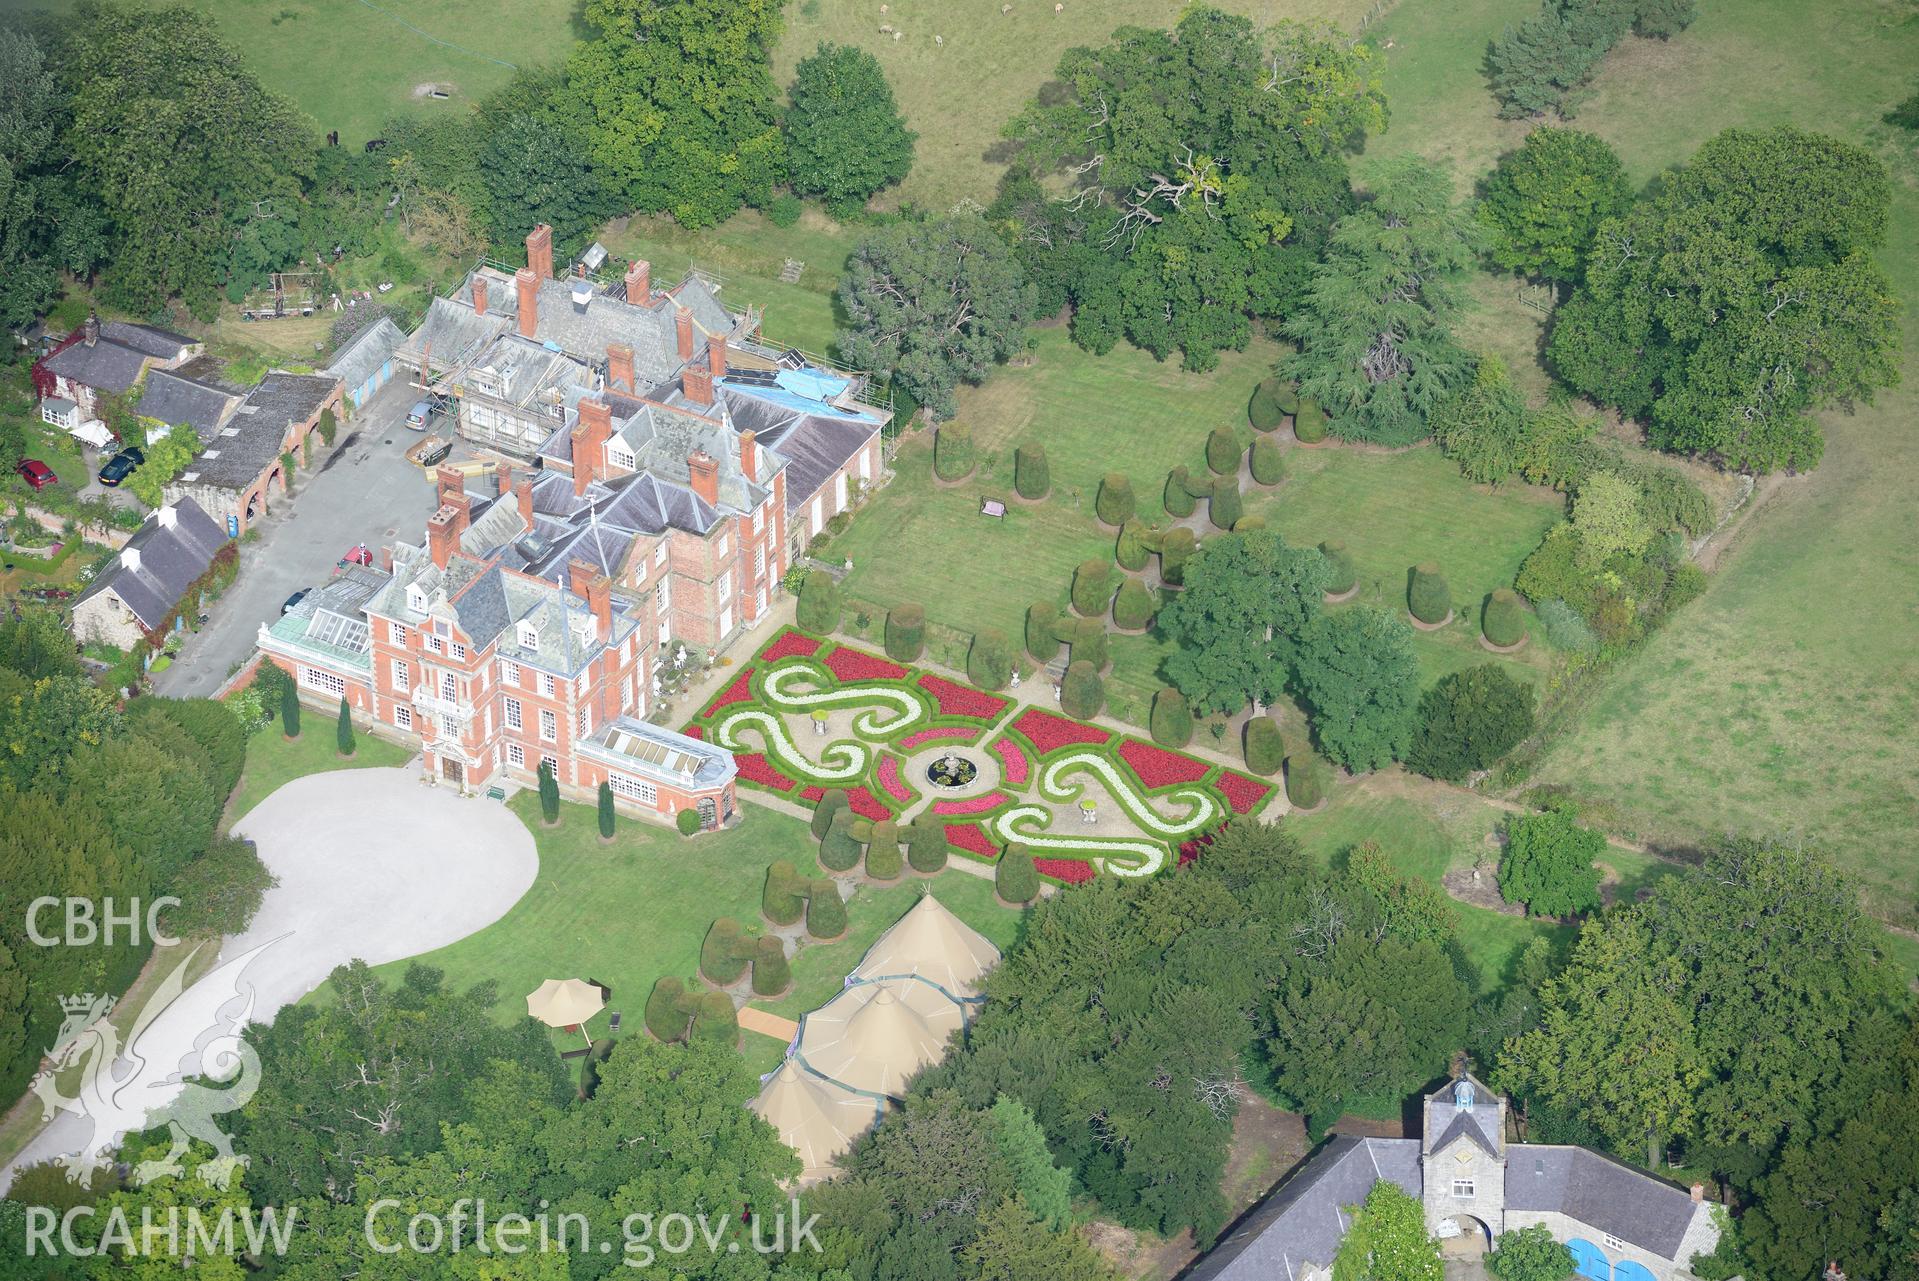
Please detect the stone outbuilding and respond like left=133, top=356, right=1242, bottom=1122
left=165, top=371, right=343, bottom=535
left=68, top=498, right=229, bottom=650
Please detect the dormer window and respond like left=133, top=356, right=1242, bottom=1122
left=606, top=441, right=636, bottom=471
left=517, top=621, right=540, bottom=649
left=406, top=585, right=427, bottom=613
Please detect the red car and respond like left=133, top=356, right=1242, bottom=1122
left=15, top=459, right=56, bottom=490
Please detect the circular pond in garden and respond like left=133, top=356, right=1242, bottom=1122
left=925, top=750, right=980, bottom=790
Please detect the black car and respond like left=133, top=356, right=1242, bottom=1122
left=281, top=588, right=312, bottom=615
left=97, top=446, right=145, bottom=487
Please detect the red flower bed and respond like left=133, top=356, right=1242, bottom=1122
left=876, top=756, right=914, bottom=803
left=796, top=783, right=891, bottom=820
left=898, top=725, right=975, bottom=751
left=799, top=785, right=824, bottom=803
left=932, top=792, right=1008, bottom=817
left=760, top=629, right=822, bottom=662
left=918, top=674, right=1009, bottom=721
left=822, top=645, right=908, bottom=683
left=734, top=752, right=797, bottom=792
left=1011, top=708, right=1111, bottom=755
left=992, top=736, right=1029, bottom=785
left=1216, top=771, right=1274, bottom=815
left=702, top=667, right=755, bottom=718
left=944, top=823, right=1000, bottom=860
left=682, top=724, right=705, bottom=740
left=1118, top=738, right=1211, bottom=788
left=1034, top=857, right=1096, bottom=885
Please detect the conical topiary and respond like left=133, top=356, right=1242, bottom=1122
left=811, top=788, right=849, bottom=839
left=934, top=422, right=975, bottom=481
left=1113, top=578, right=1155, bottom=631
left=1319, top=540, right=1357, bottom=596
left=336, top=695, right=355, bottom=756
left=885, top=603, right=926, bottom=662
left=1025, top=601, right=1060, bottom=662
left=1060, top=659, right=1104, bottom=721
left=904, top=822, right=948, bottom=874
left=967, top=629, right=1013, bottom=691
left=701, top=918, right=750, bottom=984
left=538, top=760, right=560, bottom=825
left=1244, top=717, right=1285, bottom=776
left=751, top=937, right=791, bottom=995
left=865, top=820, right=903, bottom=880
left=762, top=860, right=805, bottom=925
left=819, top=807, right=864, bottom=871
left=996, top=844, right=1040, bottom=904
left=806, top=879, right=847, bottom=939
left=1159, top=527, right=1196, bottom=585
left=1250, top=437, right=1285, bottom=486
left=1150, top=687, right=1193, bottom=748
left=1294, top=397, right=1327, bottom=443
left=281, top=683, right=301, bottom=738
left=1071, top=559, right=1113, bottom=617
left=1095, top=473, right=1136, bottom=526
left=1285, top=751, right=1326, bottom=809
left=1409, top=563, right=1452, bottom=625
left=597, top=782, right=617, bottom=840
left=645, top=976, right=691, bottom=1042
left=1014, top=443, right=1050, bottom=499
left=1206, top=427, right=1241, bottom=475
left=796, top=570, right=841, bottom=634
left=1209, top=476, right=1242, bottom=530
left=1115, top=520, right=1150, bottom=572
left=1483, top=589, right=1527, bottom=647
left=1165, top=467, right=1198, bottom=518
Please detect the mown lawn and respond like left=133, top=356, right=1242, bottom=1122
left=359, top=794, right=1019, bottom=1060
left=229, top=722, right=415, bottom=822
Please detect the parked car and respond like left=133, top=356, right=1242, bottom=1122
left=341, top=543, right=374, bottom=566
left=281, top=588, right=312, bottom=615
left=14, top=459, right=56, bottom=490
left=97, top=446, right=146, bottom=487
left=406, top=400, right=431, bottom=430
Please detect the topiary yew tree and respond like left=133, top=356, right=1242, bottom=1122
left=968, top=629, right=1013, bottom=690
left=1483, top=588, right=1527, bottom=647
left=819, top=806, right=864, bottom=870
left=1071, top=559, right=1113, bottom=616
left=676, top=807, right=702, bottom=836
left=1206, top=427, right=1242, bottom=475
left=1150, top=686, right=1193, bottom=747
left=1164, top=466, right=1198, bottom=518
left=995, top=844, right=1040, bottom=904
left=763, top=860, right=806, bottom=924
left=903, top=822, right=948, bottom=874
left=1159, top=526, right=1197, bottom=585
left=690, top=990, right=738, bottom=1045
left=1095, top=473, right=1136, bottom=525
left=336, top=695, right=355, bottom=756
left=538, top=760, right=560, bottom=825
left=1244, top=717, right=1285, bottom=776
left=1014, top=442, right=1050, bottom=499
left=1408, top=563, right=1452, bottom=624
left=1319, top=541, right=1357, bottom=596
left=1248, top=379, right=1287, bottom=432
left=811, top=787, right=849, bottom=839
left=645, top=976, right=691, bottom=1042
left=1115, top=520, right=1150, bottom=572
left=1060, top=659, right=1104, bottom=720
left=1025, top=601, right=1060, bottom=661
left=886, top=603, right=926, bottom=662
left=1063, top=616, right=1107, bottom=670
left=1112, top=579, right=1155, bottom=631
left=1293, top=397, right=1327, bottom=443
left=1284, top=750, right=1326, bottom=809
left=806, top=879, right=847, bottom=938
left=701, top=917, right=750, bottom=984
left=796, top=570, right=841, bottom=634
left=1249, top=437, right=1285, bottom=486
left=751, top=936, right=790, bottom=995
left=1498, top=808, right=1604, bottom=918
left=597, top=781, right=616, bottom=839
left=865, top=820, right=903, bottom=879
left=1406, top=664, right=1536, bottom=782
left=1209, top=476, right=1242, bottom=530
left=280, top=682, right=301, bottom=738
left=934, top=421, right=976, bottom=480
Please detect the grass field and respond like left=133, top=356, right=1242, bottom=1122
left=228, top=720, right=415, bottom=821
left=361, top=793, right=1021, bottom=1057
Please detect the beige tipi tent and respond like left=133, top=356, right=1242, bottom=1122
left=850, top=892, right=1002, bottom=996
left=796, top=983, right=958, bottom=1098
left=749, top=1061, right=883, bottom=1183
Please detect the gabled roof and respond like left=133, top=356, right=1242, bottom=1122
left=1182, top=1136, right=1423, bottom=1281
left=1506, top=1146, right=1709, bottom=1260
left=99, top=321, right=195, bottom=360
left=179, top=372, right=337, bottom=489
left=137, top=369, right=240, bottom=435
left=42, top=337, right=153, bottom=395
left=72, top=498, right=227, bottom=629
left=724, top=389, right=879, bottom=515
left=325, top=316, right=407, bottom=390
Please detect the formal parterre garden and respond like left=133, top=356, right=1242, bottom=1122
left=685, top=628, right=1274, bottom=884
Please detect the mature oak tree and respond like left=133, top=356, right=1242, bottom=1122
left=1289, top=606, right=1422, bottom=771
left=1159, top=530, right=1330, bottom=716
left=784, top=42, right=915, bottom=208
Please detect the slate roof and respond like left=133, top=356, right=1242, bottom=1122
left=1425, top=1075, right=1504, bottom=1158
left=401, top=295, right=511, bottom=370
left=326, top=317, right=407, bottom=391
left=42, top=337, right=153, bottom=395
left=723, top=389, right=879, bottom=516
left=99, top=321, right=195, bottom=360
left=137, top=369, right=240, bottom=435
left=1183, top=1137, right=1423, bottom=1281
left=1506, top=1147, right=1705, bottom=1260
left=181, top=372, right=337, bottom=489
left=72, top=498, right=227, bottom=630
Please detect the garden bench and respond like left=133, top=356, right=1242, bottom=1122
left=979, top=498, right=1006, bottom=520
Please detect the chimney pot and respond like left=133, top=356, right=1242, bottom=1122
left=497, top=465, right=513, bottom=498
left=687, top=450, right=719, bottom=508
left=525, top=223, right=553, bottom=282
left=572, top=399, right=613, bottom=496
left=472, top=274, right=489, bottom=316
left=427, top=508, right=458, bottom=569
left=435, top=465, right=464, bottom=507
left=515, top=268, right=539, bottom=341
left=675, top=308, right=695, bottom=361
left=84, top=312, right=99, bottom=347
left=380, top=545, right=394, bottom=573
left=1690, top=1184, right=1705, bottom=1203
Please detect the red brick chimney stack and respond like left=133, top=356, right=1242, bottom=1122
left=427, top=507, right=459, bottom=569
left=444, top=489, right=471, bottom=540
left=515, top=267, right=539, bottom=340
left=683, top=363, right=714, bottom=406
left=435, top=465, right=464, bottom=507
left=515, top=475, right=535, bottom=528
left=526, top=224, right=554, bottom=282
left=496, top=466, right=513, bottom=498
left=567, top=560, right=613, bottom=640
left=739, top=429, right=757, bottom=482
left=708, top=337, right=728, bottom=378
left=675, top=307, right=695, bottom=361
left=471, top=274, right=489, bottom=316
left=625, top=259, right=651, bottom=303
left=572, top=399, right=613, bottom=497
left=606, top=343, right=635, bottom=393
left=687, top=451, right=719, bottom=507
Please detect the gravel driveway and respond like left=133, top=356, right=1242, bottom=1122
left=3, top=766, right=538, bottom=1187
